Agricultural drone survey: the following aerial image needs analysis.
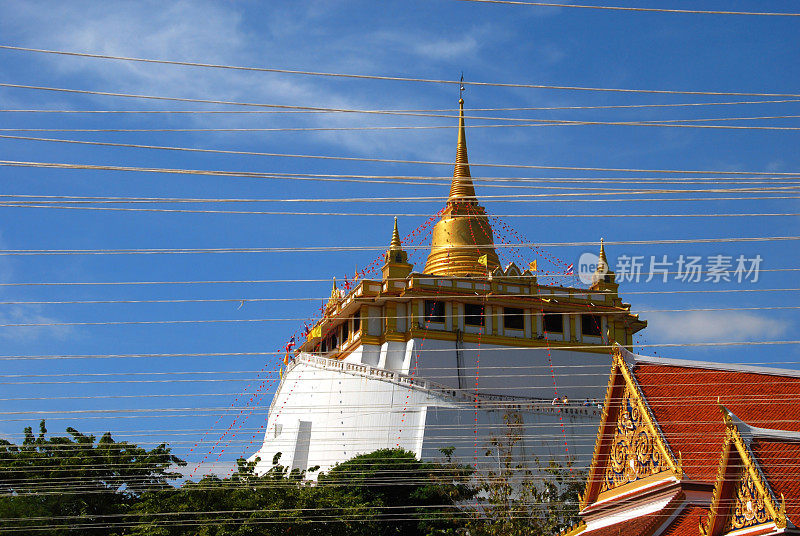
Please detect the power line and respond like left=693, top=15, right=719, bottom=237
left=3, top=46, right=800, bottom=95
left=2, top=137, right=799, bottom=176
left=4, top=114, right=800, bottom=131
left=454, top=0, right=800, bottom=16
left=0, top=236, right=797, bottom=255
left=3, top=97, right=800, bottom=114
left=3, top=203, right=798, bottom=217
left=3, top=184, right=799, bottom=201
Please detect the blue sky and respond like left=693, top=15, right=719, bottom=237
left=0, top=0, right=798, bottom=475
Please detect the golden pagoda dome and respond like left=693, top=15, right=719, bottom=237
left=423, top=97, right=500, bottom=277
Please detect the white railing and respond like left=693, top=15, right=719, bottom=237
left=275, top=353, right=601, bottom=418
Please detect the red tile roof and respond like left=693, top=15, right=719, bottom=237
left=632, top=363, right=800, bottom=482
left=751, top=438, right=800, bottom=526
left=659, top=505, right=708, bottom=536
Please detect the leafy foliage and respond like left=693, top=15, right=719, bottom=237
left=0, top=421, right=582, bottom=536
left=463, top=412, right=584, bottom=536
left=131, top=449, right=474, bottom=536
left=0, top=420, right=184, bottom=535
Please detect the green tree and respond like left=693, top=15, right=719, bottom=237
left=0, top=420, right=184, bottom=536
left=465, top=412, right=584, bottom=536
left=129, top=453, right=315, bottom=536
left=131, top=449, right=474, bottom=536
left=315, top=448, right=475, bottom=535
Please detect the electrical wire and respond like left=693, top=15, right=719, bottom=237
left=3, top=46, right=800, bottom=95
left=453, top=0, right=800, bottom=16
left=3, top=97, right=800, bottom=114
left=0, top=236, right=796, bottom=256
left=4, top=133, right=800, bottom=175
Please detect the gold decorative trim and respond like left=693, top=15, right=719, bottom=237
left=700, top=405, right=786, bottom=536
left=600, top=382, right=671, bottom=492
left=580, top=351, right=622, bottom=510
left=559, top=520, right=587, bottom=536
left=581, top=346, right=682, bottom=510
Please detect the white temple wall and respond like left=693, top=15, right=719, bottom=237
left=250, top=359, right=602, bottom=477
left=407, top=339, right=611, bottom=402
left=249, top=361, right=445, bottom=477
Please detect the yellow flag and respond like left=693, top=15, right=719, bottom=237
left=310, top=325, right=322, bottom=339
left=529, top=260, right=538, bottom=272
left=477, top=254, right=488, bottom=266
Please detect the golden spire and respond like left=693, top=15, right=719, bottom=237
left=423, top=93, right=500, bottom=277
left=449, top=97, right=477, bottom=202
left=591, top=238, right=616, bottom=288
left=389, top=216, right=402, bottom=251
left=382, top=216, right=412, bottom=281
left=598, top=238, right=608, bottom=272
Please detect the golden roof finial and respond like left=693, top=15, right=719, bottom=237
left=389, top=216, right=402, bottom=251
left=449, top=84, right=477, bottom=203
left=423, top=90, right=500, bottom=277
left=598, top=238, right=608, bottom=271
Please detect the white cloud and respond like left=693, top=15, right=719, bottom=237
left=412, top=36, right=479, bottom=61
left=0, top=305, right=74, bottom=343
left=0, top=1, right=510, bottom=159
left=645, top=311, right=790, bottom=343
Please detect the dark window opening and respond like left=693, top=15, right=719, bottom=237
left=464, top=303, right=485, bottom=327
left=353, top=311, right=361, bottom=332
left=582, top=314, right=602, bottom=337
left=395, top=253, right=403, bottom=263
left=543, top=313, right=563, bottom=333
left=425, top=300, right=446, bottom=323
left=504, top=307, right=525, bottom=330
left=341, top=320, right=350, bottom=341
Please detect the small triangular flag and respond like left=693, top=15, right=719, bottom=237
left=529, top=260, right=538, bottom=272
left=477, top=254, right=488, bottom=266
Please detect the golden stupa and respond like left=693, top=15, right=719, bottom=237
left=423, top=97, right=501, bottom=276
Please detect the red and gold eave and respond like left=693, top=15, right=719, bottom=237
left=572, top=348, right=800, bottom=536
left=579, top=345, right=684, bottom=514
left=699, top=408, right=797, bottom=536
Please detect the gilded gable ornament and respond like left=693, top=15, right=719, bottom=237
left=601, top=384, right=667, bottom=491
left=724, top=466, right=771, bottom=531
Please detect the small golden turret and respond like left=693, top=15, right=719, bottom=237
left=590, top=238, right=617, bottom=289
left=383, top=217, right=413, bottom=281
left=423, top=97, right=500, bottom=276
left=389, top=216, right=402, bottom=251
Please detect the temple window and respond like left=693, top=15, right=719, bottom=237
left=353, top=311, right=361, bottom=333
left=504, top=307, right=524, bottom=330
left=341, top=319, right=350, bottom=341
left=543, top=313, right=563, bottom=333
left=464, top=303, right=485, bottom=327
left=424, top=300, right=446, bottom=323
left=582, top=314, right=602, bottom=337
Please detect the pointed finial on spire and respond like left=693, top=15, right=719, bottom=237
left=599, top=238, right=608, bottom=268
left=449, top=79, right=477, bottom=203
left=459, top=72, right=465, bottom=103
left=389, top=216, right=402, bottom=251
